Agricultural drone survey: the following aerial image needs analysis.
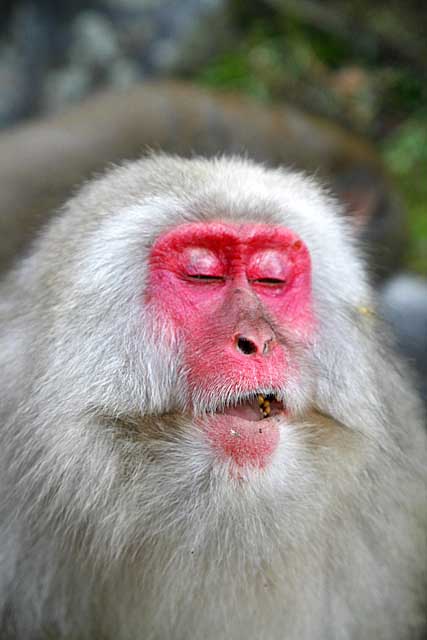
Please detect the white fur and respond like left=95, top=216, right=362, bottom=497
left=0, top=155, right=425, bottom=639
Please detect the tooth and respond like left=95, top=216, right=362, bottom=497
left=257, top=394, right=265, bottom=406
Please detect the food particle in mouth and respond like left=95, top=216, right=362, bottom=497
left=257, top=394, right=272, bottom=418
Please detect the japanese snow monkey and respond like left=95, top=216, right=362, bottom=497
left=0, top=154, right=426, bottom=640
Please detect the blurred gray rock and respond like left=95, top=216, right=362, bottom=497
left=380, top=273, right=427, bottom=405
left=71, top=11, right=120, bottom=67
left=0, top=46, right=28, bottom=125
left=0, top=0, right=229, bottom=127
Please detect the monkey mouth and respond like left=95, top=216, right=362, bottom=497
left=220, top=393, right=285, bottom=422
left=201, top=393, right=285, bottom=470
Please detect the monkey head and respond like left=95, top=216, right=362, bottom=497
left=23, top=155, right=379, bottom=481
left=34, top=155, right=371, bottom=477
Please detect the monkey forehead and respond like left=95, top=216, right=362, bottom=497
left=63, top=155, right=368, bottom=306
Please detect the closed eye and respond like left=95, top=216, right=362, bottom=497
left=251, top=278, right=286, bottom=285
left=187, top=275, right=225, bottom=282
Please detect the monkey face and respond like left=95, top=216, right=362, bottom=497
left=146, top=221, right=314, bottom=469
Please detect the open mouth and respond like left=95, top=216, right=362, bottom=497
left=220, top=393, right=285, bottom=422
left=202, top=392, right=285, bottom=469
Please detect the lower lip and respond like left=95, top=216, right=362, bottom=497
left=201, top=414, right=281, bottom=469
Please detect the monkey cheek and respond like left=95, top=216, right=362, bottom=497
left=201, top=415, right=280, bottom=469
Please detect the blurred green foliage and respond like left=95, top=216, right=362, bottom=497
left=197, top=1, right=427, bottom=274
left=383, top=119, right=427, bottom=273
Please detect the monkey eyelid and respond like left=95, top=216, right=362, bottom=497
left=250, top=278, right=287, bottom=286
left=186, top=274, right=225, bottom=282
left=185, top=275, right=286, bottom=286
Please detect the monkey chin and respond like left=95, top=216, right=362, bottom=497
left=199, top=395, right=285, bottom=469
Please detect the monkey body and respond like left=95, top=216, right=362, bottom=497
left=0, top=155, right=425, bottom=639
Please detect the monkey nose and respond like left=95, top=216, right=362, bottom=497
left=235, top=332, right=275, bottom=356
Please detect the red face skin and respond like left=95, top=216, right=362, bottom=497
left=146, top=222, right=314, bottom=469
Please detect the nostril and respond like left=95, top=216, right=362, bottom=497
left=236, top=336, right=258, bottom=355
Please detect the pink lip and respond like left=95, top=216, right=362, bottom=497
left=222, top=401, right=263, bottom=421
left=200, top=408, right=283, bottom=469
